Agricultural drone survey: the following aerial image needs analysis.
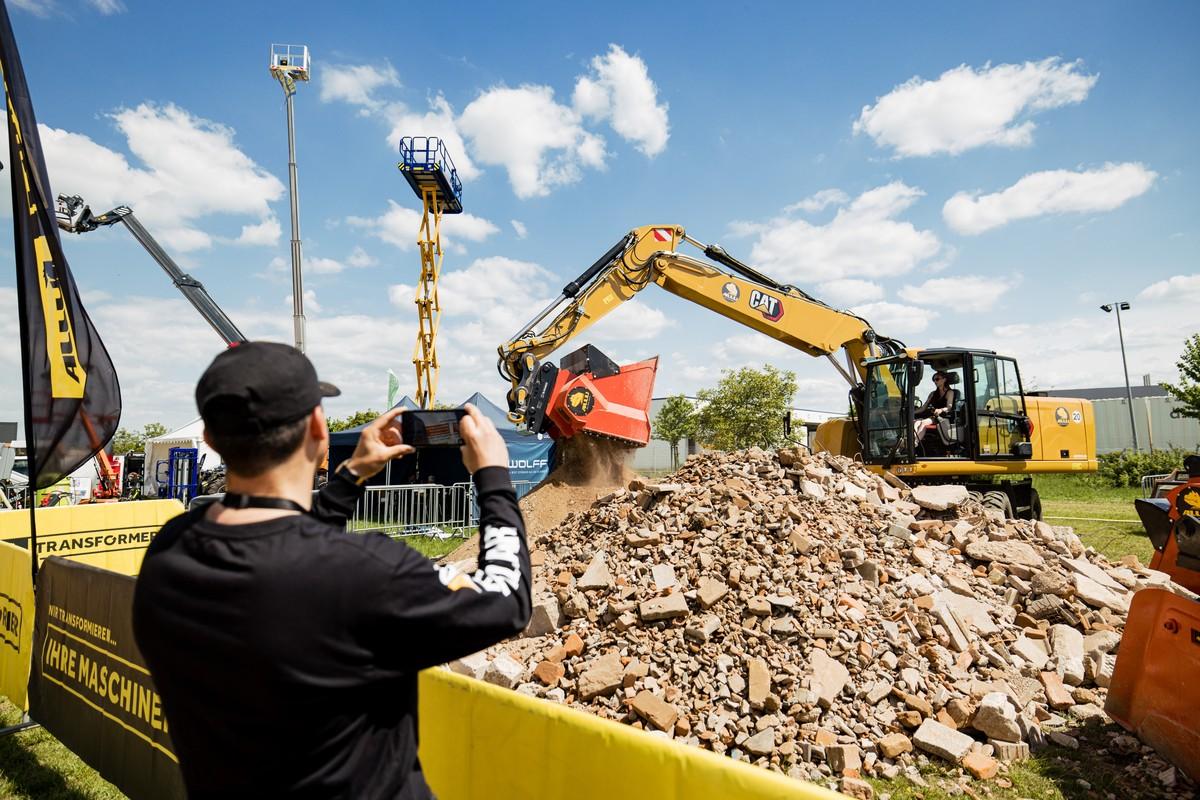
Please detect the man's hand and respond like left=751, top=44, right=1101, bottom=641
left=460, top=403, right=508, bottom=474
left=344, top=409, right=415, bottom=480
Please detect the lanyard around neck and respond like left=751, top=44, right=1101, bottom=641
left=221, top=493, right=308, bottom=513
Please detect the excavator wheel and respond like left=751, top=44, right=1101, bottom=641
left=983, top=490, right=1013, bottom=520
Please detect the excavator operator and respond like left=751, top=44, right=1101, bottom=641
left=914, top=370, right=958, bottom=449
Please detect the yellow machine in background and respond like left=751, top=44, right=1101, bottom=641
left=498, top=224, right=1096, bottom=519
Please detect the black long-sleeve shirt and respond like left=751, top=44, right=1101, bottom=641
left=132, top=466, right=530, bottom=799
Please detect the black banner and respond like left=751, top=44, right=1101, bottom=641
left=29, top=557, right=185, bottom=800
left=0, top=0, right=121, bottom=489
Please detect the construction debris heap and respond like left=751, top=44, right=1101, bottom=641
left=448, top=447, right=1197, bottom=794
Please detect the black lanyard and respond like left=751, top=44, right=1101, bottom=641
left=221, top=493, right=308, bottom=513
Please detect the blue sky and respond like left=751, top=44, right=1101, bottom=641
left=1, top=0, right=1197, bottom=432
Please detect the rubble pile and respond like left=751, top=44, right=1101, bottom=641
left=450, top=447, right=1197, bottom=793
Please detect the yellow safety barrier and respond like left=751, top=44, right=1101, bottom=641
left=0, top=500, right=184, bottom=575
left=418, top=669, right=845, bottom=800
left=0, top=541, right=34, bottom=707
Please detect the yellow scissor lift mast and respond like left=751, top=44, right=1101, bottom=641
left=398, top=137, right=464, bottom=409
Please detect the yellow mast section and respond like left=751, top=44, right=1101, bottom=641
left=412, top=186, right=443, bottom=409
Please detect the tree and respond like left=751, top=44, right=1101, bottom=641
left=695, top=365, right=797, bottom=451
left=1163, top=334, right=1200, bottom=421
left=327, top=410, right=381, bottom=433
left=652, top=395, right=697, bottom=469
left=110, top=422, right=168, bottom=456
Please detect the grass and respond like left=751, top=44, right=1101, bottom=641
left=865, top=739, right=1163, bottom=800
left=346, top=525, right=473, bottom=559
left=1034, top=474, right=1152, bottom=564
left=0, top=700, right=123, bottom=799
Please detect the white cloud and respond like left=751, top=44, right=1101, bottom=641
left=898, top=274, right=1020, bottom=313
left=817, top=278, right=884, bottom=306
left=285, top=289, right=321, bottom=313
left=785, top=189, right=849, bottom=214
left=346, top=199, right=499, bottom=252
left=850, top=301, right=935, bottom=335
left=511, top=220, right=528, bottom=239
left=10, top=0, right=55, bottom=17
left=943, top=163, right=1158, bottom=235
left=739, top=182, right=942, bottom=282
left=86, top=0, right=125, bottom=12
left=459, top=85, right=607, bottom=198
left=572, top=45, right=669, bottom=157
left=41, top=104, right=284, bottom=252
left=306, top=257, right=345, bottom=275
left=235, top=216, right=281, bottom=246
left=384, top=96, right=482, bottom=181
left=1138, top=274, right=1200, bottom=301
left=319, top=63, right=401, bottom=112
left=991, top=273, right=1199, bottom=391
left=854, top=58, right=1098, bottom=157
left=346, top=246, right=376, bottom=268
left=324, top=45, right=667, bottom=199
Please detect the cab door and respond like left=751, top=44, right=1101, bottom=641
left=969, top=354, right=1033, bottom=459
left=862, top=356, right=918, bottom=466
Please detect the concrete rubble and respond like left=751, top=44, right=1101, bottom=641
left=450, top=446, right=1198, bottom=793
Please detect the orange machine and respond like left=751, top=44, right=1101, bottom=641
left=1106, top=455, right=1200, bottom=782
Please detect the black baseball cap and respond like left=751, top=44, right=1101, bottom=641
left=196, top=342, right=340, bottom=434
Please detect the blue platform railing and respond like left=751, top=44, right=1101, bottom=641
left=398, top=136, right=463, bottom=212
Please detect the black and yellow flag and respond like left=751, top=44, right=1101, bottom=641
left=1, top=1, right=121, bottom=491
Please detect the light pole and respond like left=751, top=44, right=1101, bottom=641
left=269, top=44, right=310, bottom=353
left=1100, top=301, right=1138, bottom=452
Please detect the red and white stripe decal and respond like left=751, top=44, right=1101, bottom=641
left=652, top=228, right=672, bottom=242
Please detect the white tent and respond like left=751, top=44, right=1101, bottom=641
left=143, top=418, right=220, bottom=497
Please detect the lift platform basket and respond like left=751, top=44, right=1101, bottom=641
left=399, top=137, right=463, bottom=214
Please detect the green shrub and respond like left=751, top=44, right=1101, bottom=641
left=1097, top=447, right=1195, bottom=488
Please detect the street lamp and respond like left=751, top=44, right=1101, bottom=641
left=1100, top=301, right=1138, bottom=452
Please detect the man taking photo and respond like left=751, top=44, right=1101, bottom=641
left=133, top=342, right=531, bottom=799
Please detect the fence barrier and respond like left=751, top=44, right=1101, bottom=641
left=348, top=480, right=538, bottom=538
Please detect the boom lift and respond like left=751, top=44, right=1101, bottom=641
left=54, top=195, right=247, bottom=346
left=498, top=224, right=1097, bottom=519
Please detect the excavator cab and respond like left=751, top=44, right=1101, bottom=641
left=861, top=349, right=1035, bottom=468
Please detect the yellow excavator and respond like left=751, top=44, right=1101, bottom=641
left=498, top=224, right=1097, bottom=519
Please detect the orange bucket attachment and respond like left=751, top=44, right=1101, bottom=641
left=1105, top=587, right=1200, bottom=782
left=543, top=356, right=659, bottom=446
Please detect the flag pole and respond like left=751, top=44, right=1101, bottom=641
left=9, top=139, right=40, bottom=584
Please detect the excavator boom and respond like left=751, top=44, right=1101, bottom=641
left=497, top=225, right=899, bottom=445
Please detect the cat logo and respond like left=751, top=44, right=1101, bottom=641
left=721, top=282, right=740, bottom=303
left=748, top=289, right=783, bottom=322
left=1179, top=488, right=1200, bottom=518
left=1054, top=407, right=1070, bottom=427
left=566, top=387, right=594, bottom=416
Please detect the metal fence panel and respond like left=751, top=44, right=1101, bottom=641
left=349, top=480, right=540, bottom=538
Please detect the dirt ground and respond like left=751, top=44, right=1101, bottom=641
left=441, top=437, right=634, bottom=565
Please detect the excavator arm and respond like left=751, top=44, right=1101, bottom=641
left=498, top=224, right=902, bottom=444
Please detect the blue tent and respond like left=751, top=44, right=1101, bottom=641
left=327, top=393, right=554, bottom=497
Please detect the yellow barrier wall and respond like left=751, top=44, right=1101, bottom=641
left=0, top=541, right=34, bottom=707
left=0, top=500, right=184, bottom=574
left=418, top=670, right=845, bottom=800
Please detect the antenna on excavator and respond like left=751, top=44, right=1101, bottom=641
left=398, top=137, right=463, bottom=409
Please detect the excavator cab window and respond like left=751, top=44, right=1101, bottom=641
left=863, top=357, right=915, bottom=464
left=971, top=354, right=1032, bottom=458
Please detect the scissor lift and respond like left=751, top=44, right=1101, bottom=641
left=398, top=137, right=463, bottom=409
